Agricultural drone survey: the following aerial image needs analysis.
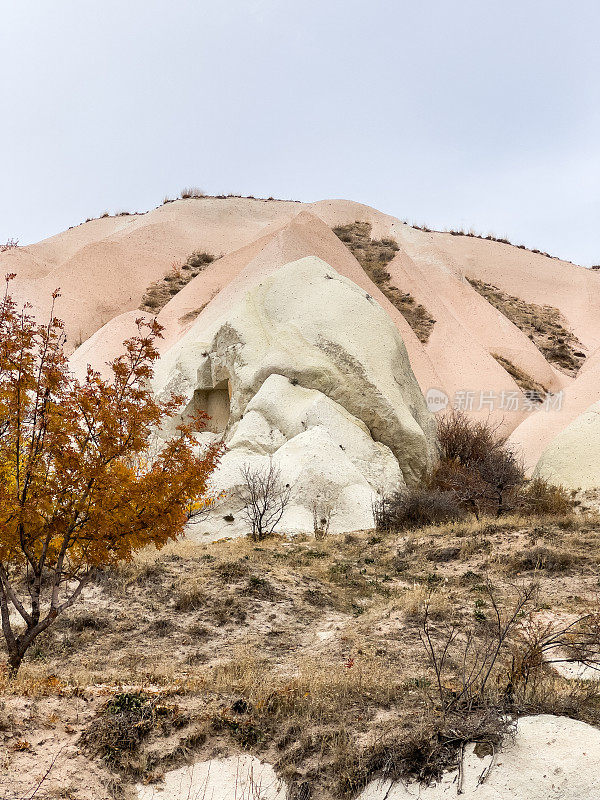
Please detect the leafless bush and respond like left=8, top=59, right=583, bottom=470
left=517, top=610, right=600, bottom=680
left=434, top=411, right=524, bottom=517
left=180, top=186, right=205, bottom=199
left=421, top=582, right=538, bottom=713
left=517, top=477, right=574, bottom=516
left=420, top=581, right=600, bottom=716
left=239, top=461, right=291, bottom=541
left=0, top=238, right=19, bottom=252
left=374, top=487, right=464, bottom=531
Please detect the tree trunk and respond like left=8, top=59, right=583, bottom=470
left=7, top=650, right=23, bottom=680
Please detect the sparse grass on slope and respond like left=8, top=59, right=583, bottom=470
left=491, top=354, right=548, bottom=400
left=468, top=278, right=586, bottom=375
left=4, top=510, right=600, bottom=798
left=140, top=250, right=215, bottom=313
left=333, top=222, right=436, bottom=344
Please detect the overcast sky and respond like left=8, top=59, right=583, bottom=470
left=1, top=0, right=599, bottom=265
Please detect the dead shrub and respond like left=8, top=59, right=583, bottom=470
left=63, top=610, right=112, bottom=633
left=508, top=546, right=577, bottom=573
left=374, top=487, right=464, bottom=530
left=433, top=411, right=524, bottom=518
left=207, top=596, right=247, bottom=625
left=243, top=575, right=279, bottom=599
left=239, top=460, right=291, bottom=541
left=518, top=478, right=574, bottom=516
left=180, top=186, right=205, bottom=199
left=183, top=250, right=213, bottom=271
left=340, top=708, right=512, bottom=794
left=214, top=560, right=250, bottom=581
left=81, top=692, right=182, bottom=774
left=173, top=576, right=208, bottom=611
left=426, top=545, right=461, bottom=563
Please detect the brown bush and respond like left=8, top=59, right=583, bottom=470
left=180, top=186, right=205, bottom=199
left=374, top=487, right=465, bottom=530
left=517, top=478, right=574, bottom=516
left=434, top=411, right=524, bottom=518
left=508, top=546, right=577, bottom=573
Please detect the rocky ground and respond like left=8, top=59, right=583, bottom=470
left=3, top=508, right=600, bottom=799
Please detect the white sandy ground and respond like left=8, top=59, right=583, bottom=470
left=358, top=715, right=600, bottom=800
left=136, top=754, right=287, bottom=800
left=134, top=716, right=600, bottom=800
left=356, top=715, right=600, bottom=800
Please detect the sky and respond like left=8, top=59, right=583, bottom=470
left=1, top=0, right=599, bottom=265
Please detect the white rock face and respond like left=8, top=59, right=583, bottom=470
left=534, top=400, right=600, bottom=490
left=153, top=256, right=436, bottom=535
left=358, top=715, right=600, bottom=800
left=136, top=754, right=287, bottom=800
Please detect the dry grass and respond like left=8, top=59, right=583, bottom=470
left=445, top=228, right=562, bottom=259
left=180, top=187, right=205, bottom=199
left=491, top=353, right=547, bottom=398
left=332, top=222, right=436, bottom=343
left=140, top=251, right=215, bottom=313
left=3, top=511, right=600, bottom=797
left=468, top=279, right=586, bottom=374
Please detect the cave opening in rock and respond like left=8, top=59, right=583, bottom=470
left=185, top=379, right=231, bottom=433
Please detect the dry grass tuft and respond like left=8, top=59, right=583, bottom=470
left=180, top=187, right=205, bottom=199
left=332, top=222, right=435, bottom=343
left=140, top=251, right=215, bottom=313
left=468, top=279, right=586, bottom=374
left=491, top=353, right=547, bottom=398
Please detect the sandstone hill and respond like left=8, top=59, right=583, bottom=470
left=3, top=195, right=600, bottom=800
left=3, top=195, right=599, bottom=518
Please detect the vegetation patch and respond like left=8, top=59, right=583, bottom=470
left=468, top=278, right=586, bottom=374
left=4, top=506, right=600, bottom=798
left=140, top=250, right=215, bottom=313
left=0, top=238, right=19, bottom=252
left=376, top=412, right=575, bottom=528
left=81, top=691, right=189, bottom=776
left=332, top=222, right=436, bottom=343
left=491, top=353, right=547, bottom=399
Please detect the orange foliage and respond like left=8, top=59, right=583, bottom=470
left=0, top=276, right=223, bottom=675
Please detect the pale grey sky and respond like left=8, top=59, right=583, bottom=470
left=1, top=0, right=599, bottom=264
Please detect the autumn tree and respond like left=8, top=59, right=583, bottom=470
left=0, top=276, right=223, bottom=676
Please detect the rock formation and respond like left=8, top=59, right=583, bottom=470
left=3, top=196, right=600, bottom=499
left=152, top=256, right=436, bottom=534
left=533, top=400, right=600, bottom=490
